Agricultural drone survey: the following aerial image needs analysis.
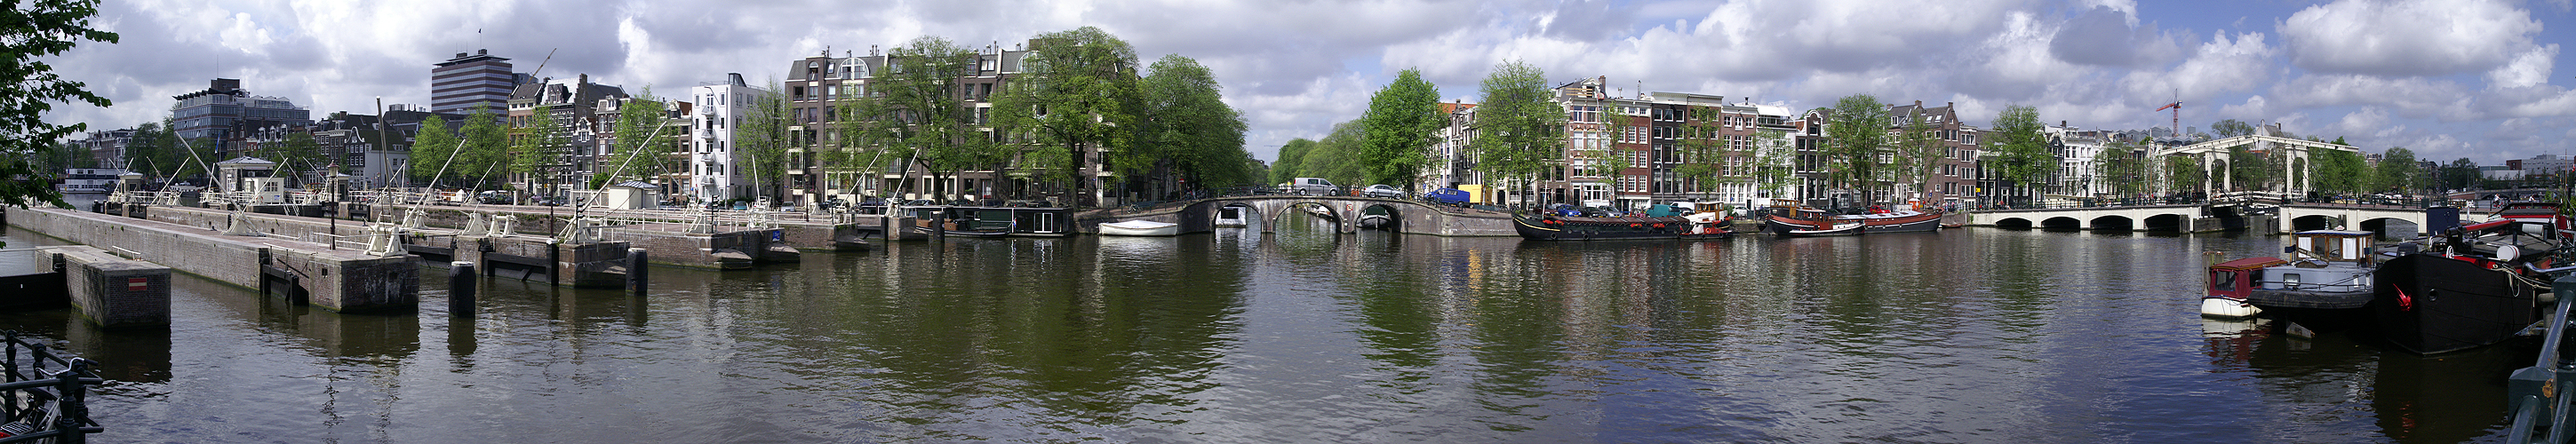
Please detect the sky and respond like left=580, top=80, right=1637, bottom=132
left=39, top=0, right=2576, bottom=165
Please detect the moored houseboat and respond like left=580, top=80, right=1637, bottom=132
left=1764, top=206, right=1943, bottom=235
left=1513, top=204, right=1733, bottom=241
left=2245, top=230, right=2381, bottom=313
left=2370, top=216, right=2566, bottom=354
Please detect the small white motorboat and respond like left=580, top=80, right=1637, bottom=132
left=1098, top=220, right=1180, bottom=236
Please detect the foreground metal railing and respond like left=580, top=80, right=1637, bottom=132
left=0, top=330, right=101, bottom=443
left=2507, top=270, right=2576, bottom=443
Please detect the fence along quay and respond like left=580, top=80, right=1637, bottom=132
left=0, top=330, right=103, bottom=443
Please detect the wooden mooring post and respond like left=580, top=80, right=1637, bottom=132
left=448, top=262, right=475, bottom=318
left=626, top=248, right=647, bottom=297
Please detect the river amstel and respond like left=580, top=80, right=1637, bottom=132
left=0, top=218, right=2524, bottom=442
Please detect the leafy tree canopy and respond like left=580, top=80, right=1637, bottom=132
left=0, top=0, right=118, bottom=209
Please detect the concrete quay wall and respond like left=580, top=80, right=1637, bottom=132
left=346, top=203, right=859, bottom=250
left=6, top=207, right=419, bottom=313
left=48, top=246, right=171, bottom=329
left=607, top=227, right=786, bottom=269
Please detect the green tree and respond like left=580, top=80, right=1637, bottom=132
left=2441, top=158, right=2481, bottom=191
left=263, top=131, right=323, bottom=183
left=1272, top=138, right=1314, bottom=185
left=1823, top=94, right=1891, bottom=206
left=844, top=36, right=994, bottom=202
left=601, top=89, right=674, bottom=189
left=1358, top=67, right=1442, bottom=194
left=510, top=107, right=562, bottom=194
left=1468, top=59, right=1567, bottom=209
left=0, top=0, right=116, bottom=209
left=122, top=123, right=172, bottom=178
left=1138, top=53, right=1249, bottom=195
left=2095, top=140, right=2147, bottom=196
left=452, top=104, right=509, bottom=190
left=738, top=80, right=792, bottom=202
left=1672, top=107, right=1717, bottom=199
left=1292, top=120, right=1370, bottom=187
left=41, top=139, right=85, bottom=171
left=2165, top=155, right=2206, bottom=194
left=2226, top=144, right=2269, bottom=192
left=1989, top=104, right=2052, bottom=205
left=992, top=26, right=1142, bottom=206
left=1893, top=108, right=1942, bottom=202
left=2211, top=119, right=2254, bottom=138
left=2309, top=148, right=2367, bottom=194
left=2376, top=147, right=2418, bottom=193
left=1752, top=124, right=1797, bottom=199
left=409, top=115, right=456, bottom=186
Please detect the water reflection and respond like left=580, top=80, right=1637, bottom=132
left=0, top=226, right=2529, bottom=442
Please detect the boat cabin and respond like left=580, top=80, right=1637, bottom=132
left=2208, top=257, right=2288, bottom=300
left=2289, top=230, right=2374, bottom=264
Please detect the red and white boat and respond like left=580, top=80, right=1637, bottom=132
left=1762, top=206, right=1942, bottom=236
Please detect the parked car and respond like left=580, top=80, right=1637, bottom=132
left=1288, top=177, right=1336, bottom=195
left=1421, top=187, right=1470, bottom=206
left=1547, top=203, right=1585, bottom=217
left=1362, top=185, right=1403, bottom=198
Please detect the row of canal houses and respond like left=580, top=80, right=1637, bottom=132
left=73, top=41, right=2362, bottom=210
left=1425, top=75, right=2365, bottom=210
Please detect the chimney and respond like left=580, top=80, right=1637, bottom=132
left=456, top=52, right=468, bottom=59
left=578, top=74, right=587, bottom=85
left=477, top=49, right=487, bottom=56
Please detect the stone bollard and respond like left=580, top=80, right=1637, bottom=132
left=449, top=261, right=476, bottom=317
left=626, top=248, right=648, bottom=297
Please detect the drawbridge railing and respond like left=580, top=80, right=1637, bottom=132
left=2507, top=269, right=2576, bottom=443
left=0, top=330, right=101, bottom=443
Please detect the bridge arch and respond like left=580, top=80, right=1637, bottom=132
left=1995, top=218, right=2036, bottom=230
left=2088, top=215, right=2134, bottom=232
left=1357, top=202, right=1402, bottom=231
left=2357, top=218, right=2419, bottom=238
left=1269, top=201, right=1347, bottom=233
left=2143, top=214, right=2188, bottom=232
left=2042, top=217, right=2083, bottom=231
left=2289, top=215, right=2337, bottom=232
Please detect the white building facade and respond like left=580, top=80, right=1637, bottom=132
left=688, top=74, right=774, bottom=202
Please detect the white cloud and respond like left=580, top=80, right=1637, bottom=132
left=2119, top=30, right=2273, bottom=113
left=2332, top=107, right=2392, bottom=138
left=27, top=0, right=2576, bottom=166
left=2487, top=44, right=2557, bottom=89
left=2280, top=0, right=2540, bottom=76
left=2272, top=75, right=2472, bottom=119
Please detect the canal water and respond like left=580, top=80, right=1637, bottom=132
left=0, top=216, right=2528, bottom=443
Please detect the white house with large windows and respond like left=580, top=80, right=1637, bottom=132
left=2047, top=123, right=2109, bottom=197
left=687, top=73, right=774, bottom=203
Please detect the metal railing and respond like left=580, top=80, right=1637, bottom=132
left=0, top=331, right=102, bottom=443
left=1967, top=193, right=2452, bottom=211
left=2506, top=270, right=2576, bottom=443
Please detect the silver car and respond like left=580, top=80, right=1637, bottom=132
left=1362, top=185, right=1403, bottom=199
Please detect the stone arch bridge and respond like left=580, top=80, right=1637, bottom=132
left=1973, top=203, right=2436, bottom=234
left=1081, top=195, right=1519, bottom=236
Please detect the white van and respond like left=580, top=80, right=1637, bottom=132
left=1290, top=178, right=1336, bottom=195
